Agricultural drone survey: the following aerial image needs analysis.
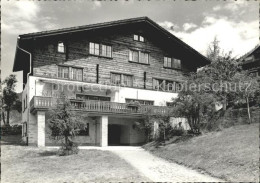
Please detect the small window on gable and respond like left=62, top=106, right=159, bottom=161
left=134, top=34, right=139, bottom=41
left=139, top=36, right=144, bottom=42
left=133, top=34, right=145, bottom=42
left=57, top=42, right=65, bottom=53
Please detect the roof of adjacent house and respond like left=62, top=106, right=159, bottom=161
left=239, top=44, right=260, bottom=64
left=14, top=17, right=210, bottom=72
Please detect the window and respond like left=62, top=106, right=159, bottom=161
left=139, top=52, right=149, bottom=64
left=111, top=73, right=133, bottom=87
left=111, top=73, right=121, bottom=85
left=164, top=57, right=172, bottom=68
left=153, top=78, right=165, bottom=91
left=129, top=50, right=149, bottom=64
left=78, top=123, right=89, bottom=136
left=164, top=57, right=181, bottom=69
left=58, top=66, right=82, bottom=81
left=57, top=42, right=65, bottom=53
left=133, top=34, right=145, bottom=42
left=139, top=36, right=144, bottom=42
left=129, top=50, right=139, bottom=62
left=126, top=99, right=154, bottom=106
left=173, top=59, right=181, bottom=69
left=134, top=34, right=139, bottom=41
left=101, top=44, right=112, bottom=57
left=89, top=42, right=112, bottom=57
left=58, top=66, right=69, bottom=79
left=153, top=78, right=181, bottom=92
left=122, top=74, right=133, bottom=87
left=71, top=68, right=83, bottom=81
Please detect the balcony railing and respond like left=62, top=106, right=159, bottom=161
left=30, top=96, right=171, bottom=116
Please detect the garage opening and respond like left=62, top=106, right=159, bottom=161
left=108, top=124, right=121, bottom=146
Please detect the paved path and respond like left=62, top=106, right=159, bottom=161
left=110, top=148, right=224, bottom=182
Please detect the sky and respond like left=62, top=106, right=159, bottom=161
left=1, top=0, right=259, bottom=92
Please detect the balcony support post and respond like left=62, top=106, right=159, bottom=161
left=99, top=115, right=108, bottom=147
left=37, top=111, right=45, bottom=147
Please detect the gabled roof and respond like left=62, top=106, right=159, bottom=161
left=239, top=44, right=260, bottom=62
left=14, top=17, right=210, bottom=72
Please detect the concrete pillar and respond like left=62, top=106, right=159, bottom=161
left=100, top=116, right=108, bottom=147
left=37, top=111, right=45, bottom=147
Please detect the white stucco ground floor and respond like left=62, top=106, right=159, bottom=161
left=22, top=111, right=147, bottom=147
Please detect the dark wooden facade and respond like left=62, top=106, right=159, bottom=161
left=13, top=17, right=210, bottom=89
left=240, top=45, right=260, bottom=77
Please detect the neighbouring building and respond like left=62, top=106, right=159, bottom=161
left=13, top=17, right=209, bottom=147
left=240, top=44, right=260, bottom=78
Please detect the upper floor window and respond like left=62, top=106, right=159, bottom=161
left=153, top=78, right=181, bottom=92
left=133, top=34, right=144, bottom=42
left=71, top=67, right=83, bottom=81
left=164, top=57, right=181, bottom=69
left=122, top=74, right=133, bottom=87
left=57, top=42, right=65, bottom=53
left=89, top=42, right=112, bottom=58
left=58, top=66, right=83, bottom=81
left=111, top=73, right=133, bottom=87
left=58, top=66, right=69, bottom=79
left=89, top=42, right=99, bottom=55
left=129, top=50, right=149, bottom=64
left=101, top=44, right=112, bottom=57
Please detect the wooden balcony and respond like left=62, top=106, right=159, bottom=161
left=30, top=96, right=172, bottom=117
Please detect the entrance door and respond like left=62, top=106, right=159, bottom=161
left=108, top=125, right=121, bottom=145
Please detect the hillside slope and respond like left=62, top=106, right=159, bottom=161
left=144, top=123, right=259, bottom=182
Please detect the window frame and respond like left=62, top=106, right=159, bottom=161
left=58, top=65, right=83, bottom=81
left=163, top=56, right=182, bottom=69
left=58, top=66, right=69, bottom=79
left=133, top=34, right=145, bottom=42
left=57, top=42, right=65, bottom=53
left=71, top=67, right=83, bottom=81
left=89, top=42, right=112, bottom=58
left=129, top=50, right=149, bottom=65
left=110, top=72, right=133, bottom=87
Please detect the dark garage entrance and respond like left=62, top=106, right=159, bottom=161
left=108, top=124, right=121, bottom=145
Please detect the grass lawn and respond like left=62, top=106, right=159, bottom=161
left=144, top=123, right=259, bottom=182
left=1, top=137, right=149, bottom=182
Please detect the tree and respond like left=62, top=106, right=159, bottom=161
left=2, top=74, right=22, bottom=126
left=207, top=36, right=221, bottom=62
left=173, top=73, right=215, bottom=134
left=48, top=94, right=87, bottom=155
left=234, top=71, right=259, bottom=124
left=205, top=37, right=243, bottom=111
left=134, top=108, right=172, bottom=142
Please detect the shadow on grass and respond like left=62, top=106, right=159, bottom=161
left=38, top=151, right=58, bottom=157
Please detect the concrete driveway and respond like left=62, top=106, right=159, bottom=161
left=110, top=147, right=224, bottom=182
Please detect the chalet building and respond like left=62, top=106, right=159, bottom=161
left=240, top=44, right=260, bottom=78
left=13, top=17, right=209, bottom=147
